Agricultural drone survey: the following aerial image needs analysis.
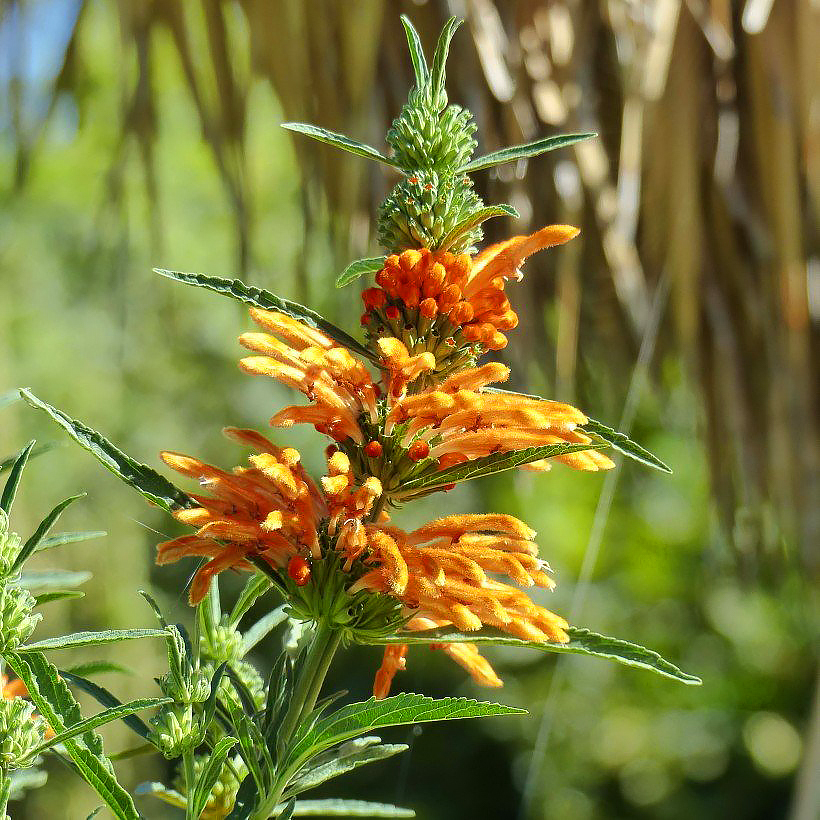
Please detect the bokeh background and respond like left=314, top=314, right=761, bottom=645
left=1, top=1, right=817, bottom=818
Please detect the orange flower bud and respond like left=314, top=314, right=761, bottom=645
left=362, top=287, right=386, bottom=308
left=400, top=249, right=422, bottom=271
left=400, top=285, right=420, bottom=308
left=419, top=298, right=438, bottom=319
left=408, top=440, right=430, bottom=461
left=461, top=323, right=482, bottom=342
left=487, top=331, right=508, bottom=350
left=423, top=263, right=447, bottom=297
left=365, top=440, right=383, bottom=458
left=385, top=306, right=401, bottom=320
left=288, top=555, right=311, bottom=586
left=448, top=301, right=474, bottom=325
left=438, top=452, right=469, bottom=468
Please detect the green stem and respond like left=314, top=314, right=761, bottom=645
left=254, top=620, right=341, bottom=820
left=0, top=765, right=9, bottom=820
left=183, top=748, right=196, bottom=820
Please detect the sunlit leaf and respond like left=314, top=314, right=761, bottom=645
left=153, top=269, right=377, bottom=362
left=437, top=205, right=518, bottom=252
left=288, top=800, right=415, bottom=817
left=461, top=133, right=596, bottom=172
left=11, top=570, right=91, bottom=591
left=428, top=17, right=461, bottom=105
left=282, top=123, right=398, bottom=168
left=367, top=626, right=701, bottom=685
left=1, top=440, right=35, bottom=513
left=20, top=628, right=168, bottom=652
left=241, top=605, right=288, bottom=654
left=581, top=418, right=672, bottom=473
left=335, top=257, right=386, bottom=289
left=20, top=390, right=195, bottom=512
left=63, top=661, right=131, bottom=677
left=1, top=442, right=57, bottom=475
left=33, top=590, right=85, bottom=606
left=36, top=531, right=107, bottom=552
left=400, top=16, right=428, bottom=87
left=229, top=574, right=273, bottom=626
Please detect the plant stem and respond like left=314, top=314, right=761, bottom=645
left=183, top=748, right=196, bottom=820
left=254, top=619, right=341, bottom=819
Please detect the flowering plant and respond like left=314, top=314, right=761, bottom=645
left=10, top=17, right=698, bottom=820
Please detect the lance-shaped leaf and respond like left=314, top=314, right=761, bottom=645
left=1, top=440, right=35, bottom=513
left=461, top=133, right=596, bottom=173
left=241, top=605, right=288, bottom=654
left=64, top=661, right=131, bottom=677
left=189, top=736, right=239, bottom=820
left=36, top=530, right=107, bottom=552
left=153, top=269, right=377, bottom=363
left=28, top=697, right=170, bottom=759
left=400, top=15, right=428, bottom=87
left=33, top=590, right=85, bottom=606
left=428, top=17, right=462, bottom=106
left=287, top=800, right=415, bottom=817
left=12, top=493, right=86, bottom=573
left=289, top=737, right=408, bottom=795
left=5, top=652, right=139, bottom=819
left=19, top=628, right=168, bottom=652
left=20, top=390, right=195, bottom=512
left=287, top=694, right=524, bottom=772
left=580, top=418, right=672, bottom=473
left=0, top=388, right=21, bottom=410
left=365, top=626, right=700, bottom=685
left=1, top=441, right=56, bottom=475
left=282, top=123, right=398, bottom=168
left=437, top=205, right=518, bottom=253
left=11, top=569, right=91, bottom=591
left=392, top=442, right=601, bottom=498
left=335, top=257, right=386, bottom=289
left=229, top=574, right=273, bottom=626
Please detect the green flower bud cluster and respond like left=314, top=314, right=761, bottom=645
left=378, top=170, right=483, bottom=253
left=173, top=753, right=247, bottom=819
left=0, top=698, right=45, bottom=768
left=201, top=659, right=265, bottom=712
left=0, top=585, right=40, bottom=652
left=149, top=703, right=204, bottom=759
left=159, top=625, right=211, bottom=704
left=0, top=511, right=22, bottom=578
left=200, top=617, right=244, bottom=664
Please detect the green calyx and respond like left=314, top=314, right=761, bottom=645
left=200, top=617, right=244, bottom=664
left=0, top=698, right=45, bottom=768
left=173, top=753, right=247, bottom=817
left=0, top=512, right=22, bottom=580
left=149, top=703, right=203, bottom=759
left=0, top=585, right=40, bottom=652
left=378, top=170, right=484, bottom=253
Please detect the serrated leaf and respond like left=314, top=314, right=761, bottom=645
left=36, top=530, right=107, bottom=552
left=33, top=590, right=85, bottom=606
left=12, top=493, right=86, bottom=572
left=392, top=442, right=600, bottom=497
left=19, top=628, right=167, bottom=652
left=153, top=269, right=377, bottom=363
left=289, top=800, right=415, bottom=818
left=335, top=257, right=386, bottom=289
left=60, top=670, right=154, bottom=741
left=461, top=132, right=596, bottom=172
left=20, top=390, right=195, bottom=513
left=189, top=736, right=239, bottom=819
left=229, top=574, right=273, bottom=627
left=437, top=205, right=518, bottom=252
left=0, top=441, right=57, bottom=474
left=1, top=440, right=35, bottom=513
left=282, top=123, right=397, bottom=168
left=428, top=17, right=461, bottom=105
left=400, top=15, right=428, bottom=87
left=287, top=694, right=523, bottom=773
left=289, top=738, right=408, bottom=795
left=242, top=605, right=288, bottom=654
left=367, top=626, right=701, bottom=685
left=12, top=569, right=91, bottom=590
left=581, top=418, right=672, bottom=473
left=30, top=697, right=170, bottom=758
left=5, top=652, right=139, bottom=819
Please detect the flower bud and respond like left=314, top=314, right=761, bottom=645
left=0, top=586, right=41, bottom=652
left=201, top=618, right=244, bottom=664
left=0, top=512, right=22, bottom=579
left=0, top=698, right=45, bottom=767
left=173, top=753, right=247, bottom=817
left=150, top=703, right=202, bottom=758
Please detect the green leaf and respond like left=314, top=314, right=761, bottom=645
left=19, top=628, right=168, bottom=652
left=367, top=626, right=701, bottom=685
left=12, top=493, right=86, bottom=572
left=5, top=652, right=139, bottom=819
left=64, top=661, right=131, bottom=677
left=29, top=697, right=171, bottom=758
left=61, top=670, right=154, bottom=741
left=0, top=388, right=21, bottom=410
left=153, top=269, right=377, bottom=363
left=287, top=694, right=523, bottom=772
left=290, top=737, right=408, bottom=795
left=278, top=798, right=297, bottom=820
left=437, top=205, right=518, bottom=253
left=1, top=440, right=35, bottom=513
left=86, top=809, right=104, bottom=819
left=33, top=590, right=85, bottom=606
left=1, top=441, right=57, bottom=474
left=242, top=605, right=288, bottom=654
left=20, top=390, right=195, bottom=513
left=282, top=123, right=397, bottom=168
left=392, top=442, right=600, bottom=497
left=400, top=15, right=428, bottom=87
left=189, top=736, right=239, bottom=819
left=335, top=257, right=386, bottom=289
left=229, top=574, right=273, bottom=626
left=429, top=17, right=462, bottom=106
left=581, top=417, right=672, bottom=473
left=12, top=569, right=91, bottom=590
left=289, top=801, right=415, bottom=818
left=461, top=132, right=596, bottom=172
left=36, top=530, right=107, bottom=552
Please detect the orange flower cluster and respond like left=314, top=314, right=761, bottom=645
left=362, top=224, right=579, bottom=351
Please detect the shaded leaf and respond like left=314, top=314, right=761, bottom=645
left=367, top=626, right=701, bottom=685
left=1, top=442, right=57, bottom=475
left=12, top=569, right=91, bottom=590
left=153, top=269, right=377, bottom=362
left=1, top=440, right=35, bottom=513
left=13, top=493, right=86, bottom=572
left=461, top=133, right=596, bottom=172
left=36, top=530, right=107, bottom=552
left=189, top=736, right=239, bottom=819
left=33, top=590, right=85, bottom=606
left=437, top=205, right=518, bottom=252
left=282, top=123, right=397, bottom=168
left=581, top=418, right=672, bottom=473
left=241, top=605, right=288, bottom=654
left=229, top=574, right=272, bottom=626
left=290, top=801, right=414, bottom=817
left=20, top=628, right=167, bottom=652
left=335, top=257, right=386, bottom=289
left=20, top=390, right=194, bottom=512
left=64, top=661, right=131, bottom=677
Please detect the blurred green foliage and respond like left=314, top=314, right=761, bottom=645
left=1, top=2, right=816, bottom=819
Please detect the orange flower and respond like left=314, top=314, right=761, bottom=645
left=363, top=224, right=579, bottom=352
